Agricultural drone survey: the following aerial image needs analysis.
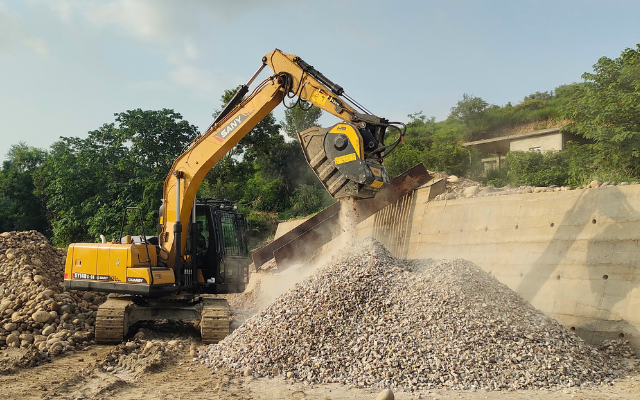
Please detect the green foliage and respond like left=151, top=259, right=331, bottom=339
left=514, top=99, right=547, bottom=111
left=282, top=184, right=333, bottom=219
left=484, top=167, right=508, bottom=188
left=0, top=143, right=49, bottom=234
left=422, top=128, right=470, bottom=177
left=523, top=91, right=554, bottom=101
left=385, top=115, right=470, bottom=178
left=449, top=94, right=489, bottom=126
left=505, top=151, right=568, bottom=187
left=486, top=143, right=637, bottom=189
left=563, top=142, right=637, bottom=186
left=562, top=44, right=640, bottom=149
left=282, top=102, right=323, bottom=139
left=36, top=109, right=198, bottom=246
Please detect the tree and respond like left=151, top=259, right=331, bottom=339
left=282, top=102, right=323, bottom=139
left=0, top=143, right=49, bottom=234
left=523, top=91, right=554, bottom=101
left=36, top=109, right=198, bottom=246
left=448, top=94, right=489, bottom=126
left=562, top=45, right=640, bottom=146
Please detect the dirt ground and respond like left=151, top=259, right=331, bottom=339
left=1, top=339, right=638, bottom=400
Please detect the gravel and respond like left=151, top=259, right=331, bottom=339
left=0, top=231, right=105, bottom=357
left=201, top=238, right=634, bottom=392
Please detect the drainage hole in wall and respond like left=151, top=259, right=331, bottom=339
left=485, top=227, right=488, bottom=232
left=603, top=274, right=609, bottom=280
left=557, top=275, right=561, bottom=280
left=550, top=222, right=555, bottom=227
left=619, top=333, right=625, bottom=338
left=460, top=229, right=463, bottom=233
left=519, top=273, right=523, bottom=277
left=592, top=218, right=597, bottom=224
left=515, top=225, right=519, bottom=230
left=570, top=327, right=576, bottom=331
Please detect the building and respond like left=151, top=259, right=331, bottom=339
left=463, top=127, right=588, bottom=172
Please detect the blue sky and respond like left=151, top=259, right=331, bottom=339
left=1, top=0, right=639, bottom=161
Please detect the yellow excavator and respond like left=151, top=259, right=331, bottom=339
left=63, top=49, right=406, bottom=344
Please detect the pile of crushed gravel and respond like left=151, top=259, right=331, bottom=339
left=0, top=231, right=104, bottom=356
left=202, top=238, right=630, bottom=391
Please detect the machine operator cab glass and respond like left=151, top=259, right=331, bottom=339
left=186, top=200, right=250, bottom=288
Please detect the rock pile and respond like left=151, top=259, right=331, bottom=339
left=0, top=231, right=104, bottom=355
left=598, top=339, right=637, bottom=359
left=435, top=174, right=636, bottom=202
left=202, top=239, right=627, bottom=391
left=99, top=335, right=194, bottom=375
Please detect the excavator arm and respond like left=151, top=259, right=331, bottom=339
left=160, top=49, right=402, bottom=272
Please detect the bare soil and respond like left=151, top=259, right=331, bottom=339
left=1, top=340, right=638, bottom=400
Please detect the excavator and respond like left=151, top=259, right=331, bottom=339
left=63, top=49, right=409, bottom=344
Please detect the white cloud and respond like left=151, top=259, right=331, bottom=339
left=19, top=0, right=299, bottom=92
left=23, top=36, right=48, bottom=56
left=0, top=2, right=48, bottom=56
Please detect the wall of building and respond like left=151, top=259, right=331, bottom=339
left=509, top=132, right=563, bottom=152
left=351, top=184, right=640, bottom=351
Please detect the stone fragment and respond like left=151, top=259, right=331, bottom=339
left=33, top=275, right=44, bottom=284
left=32, top=310, right=51, bottom=323
left=6, top=334, right=19, bottom=347
left=59, top=304, right=75, bottom=314
left=463, top=186, right=479, bottom=197
left=376, top=389, right=394, bottom=400
left=447, top=175, right=459, bottom=183
left=3, top=322, right=17, bottom=331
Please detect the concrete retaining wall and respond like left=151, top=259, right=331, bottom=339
left=352, top=184, right=640, bottom=351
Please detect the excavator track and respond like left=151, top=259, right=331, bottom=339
left=200, top=297, right=230, bottom=344
left=95, top=297, right=134, bottom=344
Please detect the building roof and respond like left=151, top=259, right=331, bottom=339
left=463, top=127, right=561, bottom=154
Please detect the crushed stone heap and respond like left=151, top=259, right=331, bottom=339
left=202, top=238, right=626, bottom=391
left=0, top=231, right=104, bottom=355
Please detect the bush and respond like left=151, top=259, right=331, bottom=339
left=564, top=142, right=638, bottom=186
left=422, top=128, right=470, bottom=177
left=484, top=167, right=508, bottom=188
left=505, top=150, right=568, bottom=187
left=282, top=184, right=334, bottom=219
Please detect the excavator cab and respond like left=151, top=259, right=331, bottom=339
left=187, top=199, right=249, bottom=293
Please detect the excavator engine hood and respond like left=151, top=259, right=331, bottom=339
left=298, top=123, right=390, bottom=199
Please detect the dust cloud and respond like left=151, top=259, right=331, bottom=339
left=247, top=197, right=365, bottom=309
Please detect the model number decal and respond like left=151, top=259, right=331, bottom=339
left=73, top=273, right=111, bottom=281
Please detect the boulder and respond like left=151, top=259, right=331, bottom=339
left=376, top=389, right=394, bottom=400
left=463, top=186, right=480, bottom=198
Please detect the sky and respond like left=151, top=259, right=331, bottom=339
left=1, top=0, right=639, bottom=161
